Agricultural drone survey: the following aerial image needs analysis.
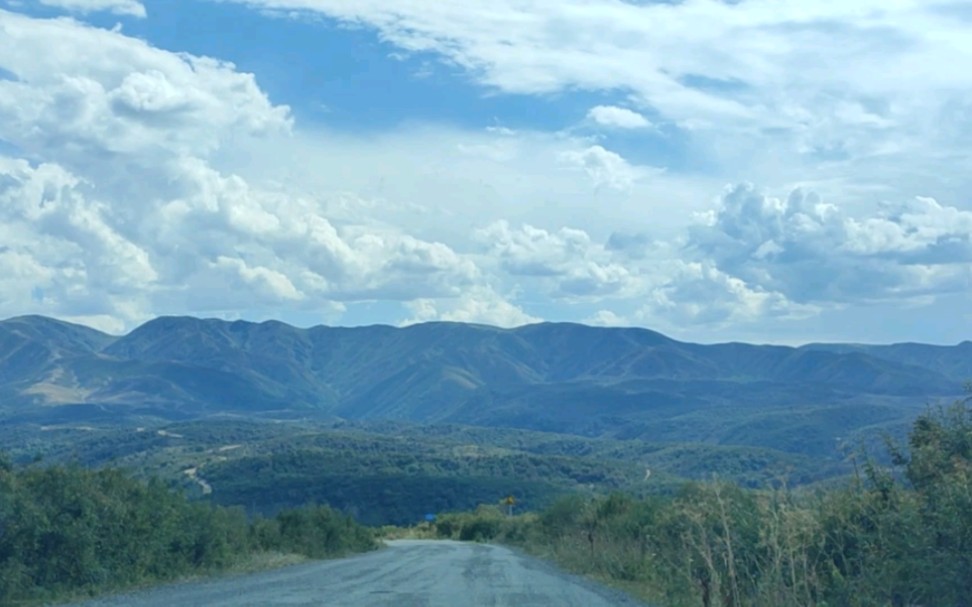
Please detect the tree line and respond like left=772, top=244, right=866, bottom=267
left=0, top=458, right=377, bottom=605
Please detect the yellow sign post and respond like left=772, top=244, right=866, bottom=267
left=504, top=495, right=516, bottom=516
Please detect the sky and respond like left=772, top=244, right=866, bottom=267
left=0, top=0, right=970, bottom=344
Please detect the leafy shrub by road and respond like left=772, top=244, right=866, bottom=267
left=435, top=396, right=972, bottom=606
left=0, top=459, right=377, bottom=606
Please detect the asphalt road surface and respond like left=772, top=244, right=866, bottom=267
left=65, top=540, right=647, bottom=607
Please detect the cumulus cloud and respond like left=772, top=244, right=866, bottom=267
left=0, top=7, right=707, bottom=332
left=558, top=145, right=644, bottom=191
left=475, top=221, right=592, bottom=277
left=1, top=4, right=970, bottom=344
left=402, top=286, right=539, bottom=328
left=587, top=105, right=651, bottom=129
left=0, top=9, right=484, bottom=328
left=842, top=197, right=972, bottom=262
left=474, top=220, right=639, bottom=300
left=136, top=157, right=481, bottom=304
left=0, top=8, right=292, bottom=167
left=210, top=256, right=304, bottom=302
left=0, top=150, right=482, bottom=325
left=37, top=0, right=146, bottom=17
left=586, top=309, right=628, bottom=327
left=642, top=260, right=819, bottom=325
left=466, top=182, right=971, bottom=332
left=687, top=183, right=972, bottom=306
left=0, top=157, right=155, bottom=325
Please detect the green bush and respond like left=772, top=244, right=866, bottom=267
left=463, top=395, right=972, bottom=607
left=459, top=517, right=502, bottom=542
left=0, top=462, right=377, bottom=606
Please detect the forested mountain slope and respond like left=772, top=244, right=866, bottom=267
left=0, top=315, right=966, bottom=458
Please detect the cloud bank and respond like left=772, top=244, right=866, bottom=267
left=0, top=3, right=969, bottom=343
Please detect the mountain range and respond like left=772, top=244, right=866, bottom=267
left=1, top=314, right=968, bottom=459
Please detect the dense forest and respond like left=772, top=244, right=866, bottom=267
left=427, top=396, right=972, bottom=606
left=0, top=459, right=377, bottom=606
left=2, top=417, right=849, bottom=528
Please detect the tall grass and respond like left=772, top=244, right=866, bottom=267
left=432, top=396, right=972, bottom=606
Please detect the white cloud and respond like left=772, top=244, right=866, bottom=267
left=211, top=256, right=304, bottom=302
left=475, top=220, right=593, bottom=277
left=0, top=146, right=485, bottom=324
left=558, top=145, right=644, bottom=191
left=0, top=156, right=155, bottom=325
left=223, top=0, right=972, bottom=209
left=0, top=8, right=291, bottom=168
left=641, top=259, right=819, bottom=326
left=586, top=309, right=628, bottom=327
left=686, top=183, right=972, bottom=306
left=1, top=4, right=970, bottom=344
left=214, top=124, right=715, bottom=245
left=402, top=286, right=538, bottom=328
left=0, top=160, right=157, bottom=297
left=841, top=197, right=972, bottom=259
left=0, top=10, right=484, bottom=328
left=141, top=158, right=482, bottom=306
left=587, top=105, right=651, bottom=129
left=468, top=182, right=971, bottom=334
left=473, top=220, right=640, bottom=300
left=37, top=0, right=146, bottom=17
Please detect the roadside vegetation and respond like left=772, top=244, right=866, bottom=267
left=4, top=388, right=968, bottom=606
left=0, top=459, right=377, bottom=606
left=424, top=396, right=972, bottom=606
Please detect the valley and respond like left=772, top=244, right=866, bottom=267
left=1, top=314, right=967, bottom=524
left=1, top=314, right=970, bottom=605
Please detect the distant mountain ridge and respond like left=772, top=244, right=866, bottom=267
left=0, top=315, right=967, bottom=457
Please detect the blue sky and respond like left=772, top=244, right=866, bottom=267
left=0, top=0, right=970, bottom=344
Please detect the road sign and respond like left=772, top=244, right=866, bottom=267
left=504, top=495, right=516, bottom=517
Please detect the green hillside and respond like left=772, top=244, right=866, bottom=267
left=0, top=315, right=966, bottom=468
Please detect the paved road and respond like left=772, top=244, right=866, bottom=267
left=65, top=540, right=646, bottom=607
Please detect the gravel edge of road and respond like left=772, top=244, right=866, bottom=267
left=51, top=546, right=391, bottom=607
left=57, top=541, right=653, bottom=607
left=490, top=541, right=653, bottom=607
